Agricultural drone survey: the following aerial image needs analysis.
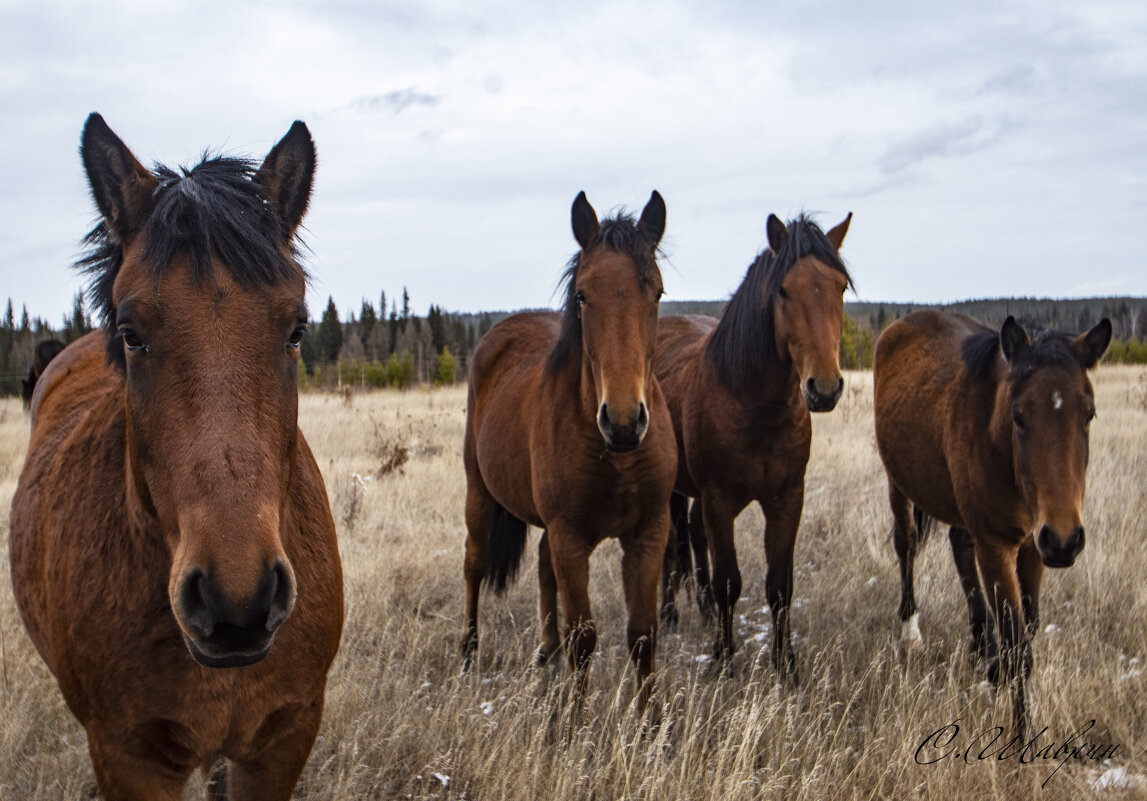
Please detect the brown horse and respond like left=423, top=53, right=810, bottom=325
left=9, top=114, right=343, bottom=800
left=655, top=213, right=852, bottom=678
left=20, top=338, right=65, bottom=407
left=874, top=310, right=1111, bottom=734
left=462, top=191, right=677, bottom=706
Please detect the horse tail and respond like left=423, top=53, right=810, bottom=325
left=483, top=502, right=528, bottom=595
left=670, top=492, right=692, bottom=581
left=913, top=504, right=940, bottom=547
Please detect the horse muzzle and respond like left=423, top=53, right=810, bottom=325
left=1036, top=524, right=1085, bottom=568
left=802, top=376, right=843, bottom=413
left=174, top=560, right=296, bottom=668
left=598, top=400, right=649, bottom=453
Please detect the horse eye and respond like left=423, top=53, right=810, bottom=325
left=119, top=328, right=148, bottom=354
left=655, top=289, right=664, bottom=302
left=1011, top=410, right=1026, bottom=431
left=778, top=286, right=790, bottom=300
left=287, top=324, right=307, bottom=349
left=1085, top=409, right=1096, bottom=426
left=575, top=290, right=587, bottom=306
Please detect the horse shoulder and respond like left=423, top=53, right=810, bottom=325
left=281, top=433, right=344, bottom=674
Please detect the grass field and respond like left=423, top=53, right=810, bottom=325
left=1, top=367, right=1144, bottom=799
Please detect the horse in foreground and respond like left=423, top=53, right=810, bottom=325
left=655, top=212, right=852, bottom=678
left=9, top=114, right=344, bottom=800
left=462, top=191, right=677, bottom=706
left=874, top=310, right=1110, bottom=734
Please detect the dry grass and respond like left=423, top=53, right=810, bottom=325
left=1, top=368, right=1145, bottom=800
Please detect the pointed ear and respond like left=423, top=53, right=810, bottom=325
left=636, top=190, right=666, bottom=246
left=825, top=212, right=852, bottom=250
left=80, top=112, right=159, bottom=245
left=766, top=214, right=788, bottom=252
left=571, top=191, right=599, bottom=249
left=999, top=316, right=1030, bottom=362
left=255, top=120, right=316, bottom=242
left=1073, top=318, right=1112, bottom=369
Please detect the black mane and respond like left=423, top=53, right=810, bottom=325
left=547, top=212, right=661, bottom=374
left=962, top=325, right=1085, bottom=381
left=76, top=155, right=307, bottom=368
left=706, top=215, right=852, bottom=388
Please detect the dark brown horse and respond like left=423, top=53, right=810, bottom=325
left=9, top=114, right=343, bottom=800
left=462, top=191, right=677, bottom=705
left=874, top=310, right=1111, bottom=734
left=20, top=338, right=65, bottom=407
left=655, top=213, right=852, bottom=678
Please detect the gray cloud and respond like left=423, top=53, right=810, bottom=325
left=876, top=116, right=1011, bottom=176
left=350, top=88, right=440, bottom=115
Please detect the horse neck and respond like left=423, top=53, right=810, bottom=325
left=707, top=326, right=800, bottom=411
left=987, top=374, right=1016, bottom=465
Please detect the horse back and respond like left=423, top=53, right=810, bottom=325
left=466, top=312, right=560, bottom=526
left=10, top=332, right=129, bottom=684
left=874, top=311, right=999, bottom=526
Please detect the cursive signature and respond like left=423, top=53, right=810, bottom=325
left=914, top=719, right=1120, bottom=788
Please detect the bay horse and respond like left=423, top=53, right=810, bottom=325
left=462, top=191, right=677, bottom=707
left=20, top=338, right=65, bottom=407
left=9, top=114, right=344, bottom=800
left=874, top=310, right=1111, bottom=735
left=655, top=212, right=852, bottom=679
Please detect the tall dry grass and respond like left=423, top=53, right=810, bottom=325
left=1, top=367, right=1144, bottom=800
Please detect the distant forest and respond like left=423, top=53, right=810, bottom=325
left=2, top=290, right=1145, bottom=396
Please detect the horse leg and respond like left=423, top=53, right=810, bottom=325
left=889, top=482, right=921, bottom=646
left=85, top=725, right=193, bottom=801
left=658, top=492, right=691, bottom=632
left=974, top=537, right=1031, bottom=737
left=1016, top=538, right=1044, bottom=639
left=689, top=498, right=715, bottom=623
left=226, top=701, right=325, bottom=801
left=948, top=526, right=996, bottom=665
left=622, top=515, right=671, bottom=709
left=761, top=485, right=802, bottom=683
left=547, top=529, right=596, bottom=700
left=701, top=491, right=741, bottom=662
left=536, top=530, right=561, bottom=666
left=461, top=481, right=495, bottom=671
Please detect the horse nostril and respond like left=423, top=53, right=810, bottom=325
left=265, top=560, right=295, bottom=632
left=806, top=377, right=817, bottom=396
left=178, top=568, right=219, bottom=639
left=1037, top=525, right=1053, bottom=555
left=636, top=401, right=648, bottom=430
left=598, top=403, right=611, bottom=432
left=1071, top=526, right=1086, bottom=557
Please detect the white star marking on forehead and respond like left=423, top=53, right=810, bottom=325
left=1053, top=390, right=1063, bottom=411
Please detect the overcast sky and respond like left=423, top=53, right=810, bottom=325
left=2, top=0, right=1144, bottom=324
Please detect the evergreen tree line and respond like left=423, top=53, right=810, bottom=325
left=2, top=292, right=1146, bottom=396
left=295, top=288, right=497, bottom=391
left=0, top=292, right=94, bottom=396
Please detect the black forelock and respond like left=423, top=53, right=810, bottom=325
left=546, top=212, right=662, bottom=374
left=707, top=214, right=853, bottom=388
left=76, top=155, right=307, bottom=369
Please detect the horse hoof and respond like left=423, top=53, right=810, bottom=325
left=901, top=613, right=924, bottom=649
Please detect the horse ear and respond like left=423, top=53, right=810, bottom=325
left=1072, top=318, right=1112, bottom=369
left=636, top=190, right=666, bottom=246
left=825, top=212, right=852, bottom=250
left=766, top=214, right=788, bottom=251
left=999, top=316, right=1030, bottom=362
left=80, top=113, right=159, bottom=245
left=255, top=120, right=316, bottom=242
left=571, top=191, right=599, bottom=249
